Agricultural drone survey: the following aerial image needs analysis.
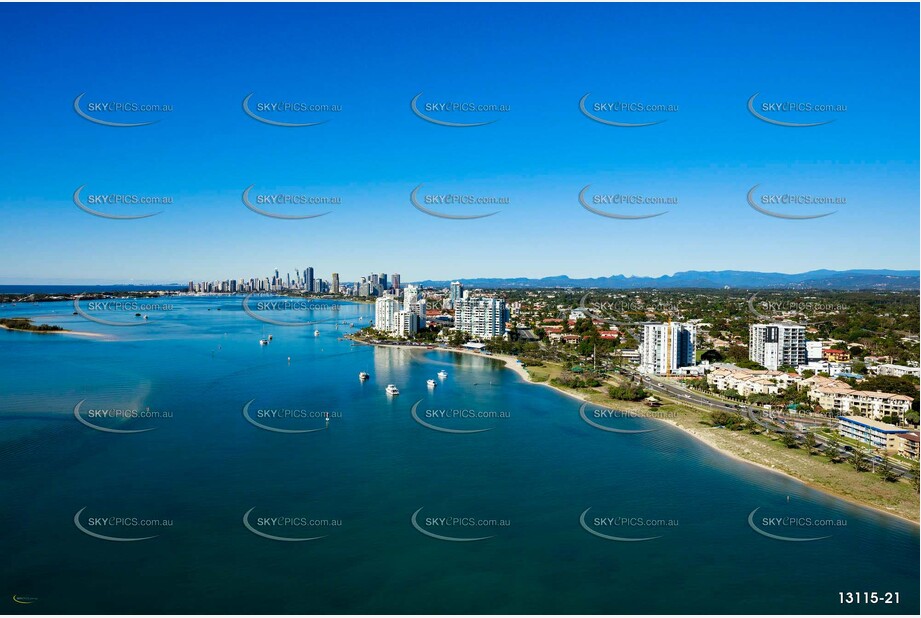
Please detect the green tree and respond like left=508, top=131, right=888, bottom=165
left=780, top=430, right=799, bottom=449
left=804, top=431, right=817, bottom=454
left=824, top=435, right=841, bottom=463
left=850, top=448, right=869, bottom=472
left=876, top=456, right=898, bottom=482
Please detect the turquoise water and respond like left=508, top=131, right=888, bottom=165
left=1, top=297, right=918, bottom=614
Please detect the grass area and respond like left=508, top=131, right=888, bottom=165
left=521, top=362, right=563, bottom=384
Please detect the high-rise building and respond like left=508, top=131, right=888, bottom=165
left=454, top=297, right=508, bottom=339
left=447, top=281, right=464, bottom=309
left=380, top=274, right=388, bottom=290
left=331, top=273, right=339, bottom=295
left=396, top=310, right=418, bottom=337
left=640, top=322, right=696, bottom=375
left=403, top=284, right=419, bottom=311
left=391, top=273, right=401, bottom=291
left=749, top=323, right=807, bottom=370
left=305, top=267, right=315, bottom=292
left=375, top=297, right=399, bottom=334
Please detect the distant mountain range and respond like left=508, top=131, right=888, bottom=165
left=413, top=269, right=920, bottom=291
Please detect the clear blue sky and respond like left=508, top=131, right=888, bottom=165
left=0, top=2, right=917, bottom=284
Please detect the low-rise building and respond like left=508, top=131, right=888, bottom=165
left=837, top=416, right=909, bottom=452
left=805, top=379, right=912, bottom=423
left=823, top=348, right=850, bottom=362
left=869, top=364, right=921, bottom=379
left=897, top=432, right=920, bottom=461
left=707, top=367, right=800, bottom=397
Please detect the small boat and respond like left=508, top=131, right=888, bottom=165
left=143, top=315, right=148, bottom=320
left=259, top=339, right=269, bottom=345
left=359, top=372, right=370, bottom=381
left=268, top=334, right=273, bottom=341
left=427, top=379, right=437, bottom=388
left=385, top=384, right=400, bottom=396
left=314, top=329, right=320, bottom=336
left=350, top=323, right=355, bottom=327
left=437, top=370, right=448, bottom=379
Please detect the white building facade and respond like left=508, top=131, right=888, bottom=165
left=749, top=323, right=807, bottom=370
left=639, top=322, right=696, bottom=375
left=454, top=296, right=508, bottom=339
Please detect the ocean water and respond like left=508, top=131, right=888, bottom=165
left=1, top=296, right=918, bottom=614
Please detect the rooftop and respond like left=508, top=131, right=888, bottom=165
left=838, top=416, right=909, bottom=433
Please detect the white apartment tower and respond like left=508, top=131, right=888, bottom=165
left=454, top=297, right=508, bottom=339
left=374, top=297, right=399, bottom=335
left=749, top=323, right=807, bottom=370
left=640, top=322, right=697, bottom=375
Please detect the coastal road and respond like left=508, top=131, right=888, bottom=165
left=631, top=371, right=912, bottom=478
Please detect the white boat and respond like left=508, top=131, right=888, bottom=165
left=359, top=372, right=370, bottom=381
left=259, top=339, right=269, bottom=345
left=314, top=329, right=320, bottom=336
left=427, top=379, right=437, bottom=388
left=437, top=370, right=448, bottom=379
left=267, top=334, right=273, bottom=341
left=385, top=384, right=400, bottom=396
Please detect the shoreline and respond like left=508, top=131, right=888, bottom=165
left=365, top=341, right=920, bottom=525
left=0, top=323, right=107, bottom=338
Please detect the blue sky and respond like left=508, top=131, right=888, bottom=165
left=0, top=2, right=918, bottom=284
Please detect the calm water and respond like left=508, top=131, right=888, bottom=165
left=1, top=296, right=918, bottom=614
